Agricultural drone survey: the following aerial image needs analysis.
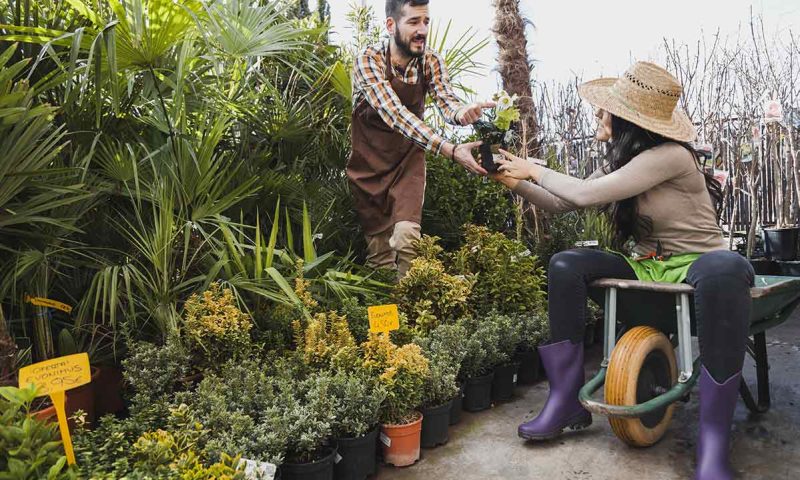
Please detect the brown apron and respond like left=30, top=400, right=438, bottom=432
left=347, top=47, right=427, bottom=236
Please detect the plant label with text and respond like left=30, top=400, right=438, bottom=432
left=368, top=304, right=400, bottom=333
left=18, top=353, right=92, bottom=466
left=18, top=353, right=91, bottom=397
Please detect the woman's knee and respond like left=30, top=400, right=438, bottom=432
left=549, top=249, right=588, bottom=281
left=687, top=250, right=754, bottom=287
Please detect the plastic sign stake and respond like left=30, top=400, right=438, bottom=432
left=368, top=304, right=400, bottom=333
left=18, top=353, right=92, bottom=465
left=24, top=295, right=73, bottom=314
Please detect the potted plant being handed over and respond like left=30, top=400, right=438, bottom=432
left=473, top=90, right=520, bottom=173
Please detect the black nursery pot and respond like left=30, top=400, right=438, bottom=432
left=764, top=227, right=800, bottom=261
left=514, top=349, right=540, bottom=385
left=281, top=449, right=336, bottom=480
left=420, top=399, right=453, bottom=448
left=491, top=363, right=519, bottom=402
left=449, top=383, right=465, bottom=425
left=334, top=429, right=378, bottom=480
left=479, top=142, right=504, bottom=173
left=463, top=371, right=494, bottom=412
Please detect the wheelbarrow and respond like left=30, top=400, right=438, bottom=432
left=579, top=274, right=800, bottom=447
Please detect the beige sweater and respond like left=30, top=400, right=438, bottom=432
left=512, top=142, right=726, bottom=256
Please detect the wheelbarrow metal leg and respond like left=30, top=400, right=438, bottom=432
left=675, top=292, right=694, bottom=383
left=739, top=331, right=771, bottom=413
left=601, top=287, right=618, bottom=368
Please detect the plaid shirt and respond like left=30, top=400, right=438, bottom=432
left=353, top=40, right=466, bottom=155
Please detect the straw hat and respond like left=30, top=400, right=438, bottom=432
left=578, top=62, right=697, bottom=142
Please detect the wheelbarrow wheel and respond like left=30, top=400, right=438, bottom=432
left=605, top=326, right=677, bottom=447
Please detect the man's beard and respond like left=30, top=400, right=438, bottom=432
left=394, top=30, right=426, bottom=59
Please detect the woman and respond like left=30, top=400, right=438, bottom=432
left=493, top=62, right=753, bottom=480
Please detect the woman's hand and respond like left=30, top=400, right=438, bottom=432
left=496, top=149, right=546, bottom=182
left=489, top=172, right=520, bottom=190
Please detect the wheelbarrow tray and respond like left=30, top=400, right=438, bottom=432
left=580, top=274, right=800, bottom=419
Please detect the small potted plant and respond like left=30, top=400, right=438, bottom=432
left=361, top=332, right=429, bottom=467
left=278, top=372, right=338, bottom=480
left=329, top=369, right=386, bottom=480
left=413, top=323, right=468, bottom=448
left=472, top=90, right=520, bottom=173
left=485, top=313, right=523, bottom=402
left=515, top=311, right=549, bottom=385
left=457, top=317, right=499, bottom=412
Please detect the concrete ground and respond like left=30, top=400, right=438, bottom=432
left=379, top=314, right=800, bottom=480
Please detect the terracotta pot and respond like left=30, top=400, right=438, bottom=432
left=32, top=366, right=101, bottom=428
left=380, top=412, right=423, bottom=467
left=94, top=366, right=125, bottom=417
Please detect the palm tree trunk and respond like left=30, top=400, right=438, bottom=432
left=492, top=0, right=539, bottom=155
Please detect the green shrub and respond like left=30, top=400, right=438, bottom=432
left=292, top=310, right=358, bottom=371
left=413, top=323, right=468, bottom=407
left=327, top=370, right=386, bottom=439
left=458, top=312, right=521, bottom=378
left=182, top=283, right=254, bottom=371
left=422, top=154, right=517, bottom=248
left=184, top=358, right=287, bottom=466
left=122, top=338, right=191, bottom=399
left=0, top=386, right=76, bottom=480
left=362, top=333, right=429, bottom=425
left=518, top=310, right=550, bottom=352
left=394, top=241, right=475, bottom=334
left=278, top=372, right=336, bottom=464
left=452, top=225, right=545, bottom=315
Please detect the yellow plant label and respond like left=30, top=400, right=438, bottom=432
left=18, top=353, right=91, bottom=397
left=24, top=295, right=73, bottom=313
left=18, top=353, right=91, bottom=466
left=368, top=304, right=400, bottom=333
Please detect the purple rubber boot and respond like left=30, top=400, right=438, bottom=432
left=695, top=366, right=741, bottom=480
left=518, top=340, right=592, bottom=440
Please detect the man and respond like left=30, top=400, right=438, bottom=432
left=347, top=0, right=493, bottom=277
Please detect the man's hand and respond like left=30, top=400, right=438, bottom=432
left=456, top=101, right=496, bottom=126
left=452, top=141, right=487, bottom=175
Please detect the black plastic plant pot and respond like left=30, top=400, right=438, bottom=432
left=750, top=258, right=779, bottom=276
left=463, top=371, right=494, bottom=412
left=420, top=399, right=453, bottom=448
left=449, top=384, right=465, bottom=425
left=281, top=449, right=336, bottom=480
left=777, top=260, right=800, bottom=277
left=479, top=142, right=505, bottom=173
left=764, top=227, right=800, bottom=261
left=334, top=429, right=378, bottom=480
left=491, top=363, right=519, bottom=402
left=514, top=349, right=540, bottom=385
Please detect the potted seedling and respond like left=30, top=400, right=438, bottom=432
left=329, top=370, right=386, bottom=480
left=361, top=333, right=429, bottom=468
left=413, top=323, right=468, bottom=448
left=472, top=90, right=520, bottom=173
